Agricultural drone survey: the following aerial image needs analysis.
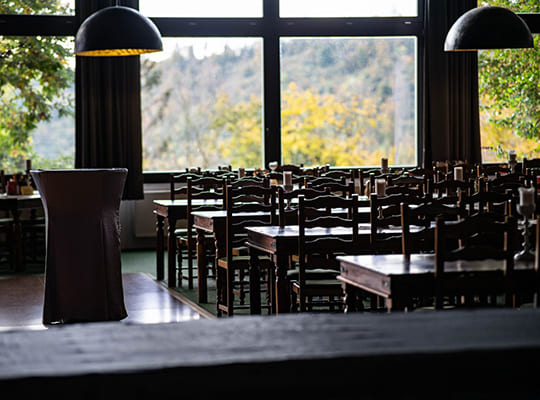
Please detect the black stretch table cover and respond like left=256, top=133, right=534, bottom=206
left=31, top=169, right=128, bottom=324
left=1, top=310, right=540, bottom=398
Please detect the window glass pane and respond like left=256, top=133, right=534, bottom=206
left=478, top=0, right=540, bottom=163
left=140, top=0, right=263, bottom=18
left=0, top=1, right=74, bottom=15
left=0, top=36, right=75, bottom=172
left=280, top=0, right=417, bottom=18
left=141, top=38, right=263, bottom=171
left=280, top=37, right=417, bottom=168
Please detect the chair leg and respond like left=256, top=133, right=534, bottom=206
left=227, top=267, right=235, bottom=316
left=176, top=240, right=183, bottom=288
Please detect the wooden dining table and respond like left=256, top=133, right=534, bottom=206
left=0, top=193, right=43, bottom=272
left=337, top=253, right=537, bottom=312
left=245, top=223, right=406, bottom=314
left=191, top=204, right=372, bottom=305
left=153, top=198, right=222, bottom=287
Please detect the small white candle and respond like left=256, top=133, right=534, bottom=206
left=519, top=186, right=535, bottom=207
left=283, top=171, right=292, bottom=186
left=375, top=179, right=386, bottom=196
left=454, top=166, right=463, bottom=181
left=381, top=158, right=389, bottom=172
left=238, top=167, right=245, bottom=178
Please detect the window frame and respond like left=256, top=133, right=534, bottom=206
left=0, top=0, right=425, bottom=174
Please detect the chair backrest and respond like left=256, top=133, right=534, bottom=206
left=434, top=212, right=518, bottom=279
left=369, top=193, right=425, bottom=253
left=401, top=199, right=466, bottom=255
left=458, top=190, right=513, bottom=216
left=428, top=177, right=474, bottom=198
left=169, top=172, right=203, bottom=201
left=224, top=184, right=277, bottom=261
left=277, top=186, right=330, bottom=227
left=387, top=174, right=427, bottom=193
left=523, top=157, right=540, bottom=175
left=228, top=175, right=269, bottom=189
left=320, top=169, right=356, bottom=182
left=297, top=193, right=360, bottom=285
left=307, top=177, right=355, bottom=198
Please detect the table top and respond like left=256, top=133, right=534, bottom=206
left=337, top=253, right=535, bottom=277
left=154, top=198, right=223, bottom=207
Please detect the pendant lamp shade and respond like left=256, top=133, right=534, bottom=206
left=445, top=6, right=534, bottom=51
left=75, top=6, right=163, bottom=56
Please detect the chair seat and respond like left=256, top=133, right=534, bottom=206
left=293, top=278, right=342, bottom=289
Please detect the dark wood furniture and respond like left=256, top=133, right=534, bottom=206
left=154, top=198, right=222, bottom=287
left=434, top=212, right=519, bottom=309
left=246, top=223, right=402, bottom=314
left=3, top=309, right=540, bottom=398
left=337, top=253, right=536, bottom=313
left=216, top=184, right=277, bottom=316
left=176, top=176, right=225, bottom=289
left=0, top=193, right=43, bottom=272
left=292, top=193, right=360, bottom=312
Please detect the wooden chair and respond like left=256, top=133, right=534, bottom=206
left=277, top=186, right=329, bottom=228
left=306, top=177, right=355, bottom=198
left=293, top=193, right=360, bottom=312
left=169, top=171, right=203, bottom=202
left=216, top=184, right=277, bottom=316
left=523, top=157, right=540, bottom=176
left=0, top=214, right=15, bottom=271
left=176, top=176, right=226, bottom=289
left=458, top=190, right=513, bottom=217
left=434, top=213, right=519, bottom=309
left=369, top=193, right=425, bottom=254
left=401, top=199, right=466, bottom=256
left=428, top=177, right=474, bottom=199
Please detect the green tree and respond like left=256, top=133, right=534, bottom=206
left=478, top=0, right=540, bottom=158
left=0, top=1, right=74, bottom=171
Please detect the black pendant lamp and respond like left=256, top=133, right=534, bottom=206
left=445, top=6, right=534, bottom=51
left=75, top=5, right=163, bottom=56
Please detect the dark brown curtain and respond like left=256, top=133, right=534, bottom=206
left=423, top=0, right=482, bottom=167
left=75, top=0, right=144, bottom=200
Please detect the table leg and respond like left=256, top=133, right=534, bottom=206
left=274, top=253, right=290, bottom=314
left=196, top=228, right=208, bottom=303
left=214, top=230, right=226, bottom=316
left=155, top=214, right=165, bottom=281
left=11, top=207, right=23, bottom=272
left=249, top=251, right=261, bottom=315
left=167, top=216, right=177, bottom=288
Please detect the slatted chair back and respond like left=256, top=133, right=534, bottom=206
left=400, top=199, right=466, bottom=255
left=178, top=176, right=227, bottom=288
left=225, top=184, right=277, bottom=255
left=228, top=175, right=269, bottom=189
left=169, top=171, right=203, bottom=201
left=370, top=193, right=425, bottom=253
left=216, top=184, right=277, bottom=316
left=434, top=212, right=518, bottom=309
left=275, top=163, right=303, bottom=175
left=307, top=177, right=355, bottom=198
left=295, top=193, right=360, bottom=311
left=277, top=186, right=330, bottom=227
left=387, top=174, right=427, bottom=193
left=429, top=177, right=474, bottom=199
left=320, top=169, right=356, bottom=183
left=523, top=157, right=540, bottom=175
left=459, top=189, right=513, bottom=216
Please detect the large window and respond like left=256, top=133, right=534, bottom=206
left=280, top=37, right=417, bottom=167
left=279, top=0, right=417, bottom=18
left=140, top=0, right=422, bottom=171
left=141, top=38, right=263, bottom=171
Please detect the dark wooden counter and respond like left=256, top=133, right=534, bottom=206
left=1, top=309, right=540, bottom=398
